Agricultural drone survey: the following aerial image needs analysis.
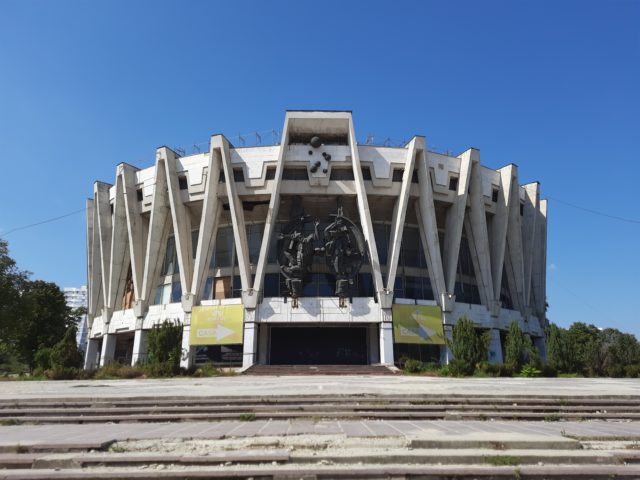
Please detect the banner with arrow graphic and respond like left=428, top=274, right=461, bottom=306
left=392, top=304, right=445, bottom=345
left=190, top=305, right=244, bottom=345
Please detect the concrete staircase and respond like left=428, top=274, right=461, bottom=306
left=2, top=394, right=640, bottom=424
left=243, top=364, right=399, bottom=375
left=1, top=392, right=640, bottom=478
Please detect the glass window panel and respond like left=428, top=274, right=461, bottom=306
left=191, top=229, right=199, bottom=259
left=161, top=283, right=171, bottom=304
left=264, top=273, right=280, bottom=297
left=373, top=224, right=388, bottom=266
left=211, top=226, right=233, bottom=268
left=202, top=276, right=213, bottom=300
left=246, top=223, right=264, bottom=265
left=170, top=281, right=182, bottom=303
left=161, top=235, right=178, bottom=276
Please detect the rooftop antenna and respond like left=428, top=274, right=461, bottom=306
left=383, top=137, right=391, bottom=147
left=175, top=147, right=185, bottom=157
left=193, top=143, right=201, bottom=153
left=365, top=134, right=374, bottom=145
left=255, top=131, right=262, bottom=146
left=238, top=133, right=245, bottom=147
left=272, top=129, right=279, bottom=145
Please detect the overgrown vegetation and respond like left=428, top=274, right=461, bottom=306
left=446, top=316, right=489, bottom=376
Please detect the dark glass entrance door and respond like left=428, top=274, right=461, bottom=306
left=269, top=326, right=368, bottom=365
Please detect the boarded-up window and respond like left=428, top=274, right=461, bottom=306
left=214, top=276, right=232, bottom=299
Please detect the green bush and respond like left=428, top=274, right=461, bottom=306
left=519, top=365, right=541, bottom=377
left=44, top=367, right=80, bottom=380
left=446, top=316, right=489, bottom=375
left=50, top=326, right=83, bottom=369
left=147, top=321, right=183, bottom=372
left=476, top=362, right=515, bottom=377
left=93, top=363, right=145, bottom=379
left=402, top=359, right=424, bottom=373
left=625, top=364, right=640, bottom=378
left=33, top=347, right=53, bottom=371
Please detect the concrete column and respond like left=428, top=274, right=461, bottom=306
left=440, top=324, right=454, bottom=365
left=379, top=319, right=394, bottom=366
left=99, top=334, right=116, bottom=367
left=488, top=328, right=504, bottom=364
left=179, top=324, right=194, bottom=369
left=131, top=329, right=148, bottom=366
left=84, top=338, right=100, bottom=370
left=242, top=315, right=258, bottom=369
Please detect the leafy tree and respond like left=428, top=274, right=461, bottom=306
left=50, top=325, right=83, bottom=369
left=504, top=320, right=538, bottom=371
left=567, top=322, right=604, bottom=375
left=447, top=316, right=489, bottom=375
left=147, top=321, right=183, bottom=374
left=15, top=280, right=73, bottom=370
left=0, top=239, right=29, bottom=355
left=545, top=323, right=577, bottom=373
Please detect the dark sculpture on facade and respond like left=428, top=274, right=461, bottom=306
left=277, top=197, right=366, bottom=307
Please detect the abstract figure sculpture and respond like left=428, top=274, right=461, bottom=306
left=277, top=196, right=366, bottom=308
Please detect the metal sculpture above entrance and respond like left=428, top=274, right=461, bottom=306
left=277, top=197, right=366, bottom=307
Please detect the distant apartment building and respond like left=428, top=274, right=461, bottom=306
left=64, top=286, right=88, bottom=352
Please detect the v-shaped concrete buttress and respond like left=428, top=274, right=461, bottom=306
left=348, top=115, right=385, bottom=305
left=506, top=170, right=527, bottom=316
left=190, top=138, right=223, bottom=301
left=385, top=137, right=420, bottom=293
left=490, top=165, right=515, bottom=305
left=107, top=171, right=131, bottom=313
left=141, top=152, right=171, bottom=309
left=94, top=182, right=113, bottom=317
left=466, top=151, right=495, bottom=310
left=252, top=117, right=289, bottom=303
left=120, top=163, right=146, bottom=302
left=218, top=136, right=252, bottom=301
left=86, top=198, right=103, bottom=323
left=416, top=151, right=446, bottom=305
left=442, top=149, right=473, bottom=296
left=160, top=147, right=194, bottom=297
left=522, top=182, right=540, bottom=310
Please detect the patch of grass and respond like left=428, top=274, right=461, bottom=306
left=0, top=418, right=21, bottom=426
left=544, top=414, right=562, bottom=422
left=109, top=444, right=127, bottom=453
left=485, top=455, right=521, bottom=466
left=239, top=413, right=256, bottom=422
left=15, top=444, right=29, bottom=454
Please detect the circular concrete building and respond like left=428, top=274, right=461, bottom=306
left=84, top=110, right=548, bottom=370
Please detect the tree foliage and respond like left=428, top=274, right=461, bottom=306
left=0, top=240, right=76, bottom=373
left=504, top=320, right=539, bottom=371
left=147, top=321, right=183, bottom=375
left=447, top=316, right=489, bottom=375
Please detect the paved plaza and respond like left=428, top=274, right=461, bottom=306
left=2, top=376, right=639, bottom=400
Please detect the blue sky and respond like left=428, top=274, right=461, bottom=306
left=0, top=0, right=638, bottom=336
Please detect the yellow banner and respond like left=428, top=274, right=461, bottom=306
left=392, top=304, right=445, bottom=345
left=190, top=305, right=244, bottom=345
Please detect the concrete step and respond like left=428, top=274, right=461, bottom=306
left=1, top=464, right=640, bottom=479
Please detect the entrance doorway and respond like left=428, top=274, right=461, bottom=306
left=269, top=325, right=368, bottom=365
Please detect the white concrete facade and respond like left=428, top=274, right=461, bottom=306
left=85, top=111, right=548, bottom=369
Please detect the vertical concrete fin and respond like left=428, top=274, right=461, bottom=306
left=87, top=197, right=102, bottom=323
left=532, top=199, right=548, bottom=320
left=416, top=151, right=446, bottom=303
left=107, top=173, right=130, bottom=311
left=191, top=139, right=222, bottom=301
left=94, top=182, right=113, bottom=312
left=443, top=149, right=473, bottom=293
left=522, top=182, right=539, bottom=309
left=161, top=147, right=194, bottom=294
left=218, top=136, right=252, bottom=293
left=467, top=154, right=494, bottom=307
left=385, top=137, right=420, bottom=292
left=348, top=115, right=385, bottom=300
left=506, top=177, right=526, bottom=313
left=252, top=115, right=290, bottom=298
left=120, top=164, right=145, bottom=301
left=490, top=165, right=515, bottom=302
left=141, top=155, right=170, bottom=305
